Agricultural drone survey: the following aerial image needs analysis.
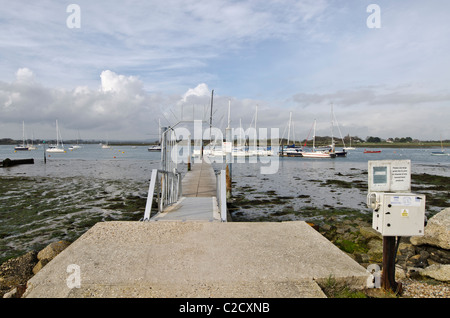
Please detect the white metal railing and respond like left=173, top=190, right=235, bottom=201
left=142, top=126, right=183, bottom=221
left=142, top=168, right=182, bottom=221
left=215, top=170, right=227, bottom=222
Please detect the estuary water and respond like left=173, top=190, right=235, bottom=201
left=0, top=144, right=449, bottom=262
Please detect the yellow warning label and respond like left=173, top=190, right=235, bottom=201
left=401, top=209, right=409, bottom=217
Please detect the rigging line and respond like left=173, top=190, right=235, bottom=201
left=159, top=107, right=173, bottom=127
left=304, top=120, right=315, bottom=147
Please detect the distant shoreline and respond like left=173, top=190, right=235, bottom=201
left=0, top=140, right=449, bottom=148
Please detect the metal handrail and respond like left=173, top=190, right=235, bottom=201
left=142, top=168, right=182, bottom=221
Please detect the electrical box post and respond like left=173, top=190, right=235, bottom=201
left=367, top=160, right=426, bottom=294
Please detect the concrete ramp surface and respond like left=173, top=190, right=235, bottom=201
left=24, top=221, right=370, bottom=298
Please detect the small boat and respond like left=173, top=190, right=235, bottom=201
left=14, top=145, right=29, bottom=151
left=46, top=120, right=65, bottom=153
left=148, top=145, right=161, bottom=152
left=431, top=136, right=448, bottom=156
left=302, top=150, right=336, bottom=158
left=14, top=121, right=29, bottom=151
left=301, top=120, right=336, bottom=158
left=280, top=144, right=303, bottom=157
left=280, top=112, right=303, bottom=157
left=431, top=151, right=448, bottom=156
left=335, top=149, right=348, bottom=157
left=343, top=136, right=355, bottom=150
left=47, top=145, right=65, bottom=153
left=70, top=130, right=82, bottom=150
left=364, top=149, right=381, bottom=153
left=27, top=132, right=38, bottom=150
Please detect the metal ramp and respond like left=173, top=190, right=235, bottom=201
left=144, top=160, right=227, bottom=222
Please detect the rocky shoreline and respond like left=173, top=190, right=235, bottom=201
left=1, top=209, right=449, bottom=298
left=1, top=240, right=71, bottom=298
left=317, top=207, right=449, bottom=297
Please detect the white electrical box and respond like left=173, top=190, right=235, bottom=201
left=367, top=160, right=425, bottom=237
left=368, top=192, right=425, bottom=236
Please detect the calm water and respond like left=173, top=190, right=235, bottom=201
left=215, top=148, right=449, bottom=221
left=0, top=144, right=449, bottom=262
left=0, top=144, right=163, bottom=180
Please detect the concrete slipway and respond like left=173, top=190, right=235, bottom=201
left=23, top=161, right=370, bottom=298
left=23, top=220, right=370, bottom=298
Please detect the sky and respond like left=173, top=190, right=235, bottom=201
left=0, top=0, right=449, bottom=142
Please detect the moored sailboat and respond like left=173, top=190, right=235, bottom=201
left=431, top=136, right=448, bottom=156
left=14, top=121, right=29, bottom=151
left=46, top=120, right=65, bottom=153
left=301, top=120, right=336, bottom=158
left=280, top=112, right=303, bottom=157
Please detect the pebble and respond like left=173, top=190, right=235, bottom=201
left=400, top=278, right=450, bottom=298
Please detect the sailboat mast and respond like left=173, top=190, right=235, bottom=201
left=287, top=112, right=292, bottom=146
left=22, top=121, right=25, bottom=146
left=228, top=100, right=231, bottom=128
left=55, top=120, right=59, bottom=146
left=313, top=119, right=316, bottom=150
left=330, top=103, right=334, bottom=146
left=209, top=89, right=214, bottom=144
left=255, top=104, right=258, bottom=148
left=240, top=118, right=243, bottom=147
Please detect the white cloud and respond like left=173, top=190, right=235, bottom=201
left=100, top=70, right=144, bottom=95
left=0, top=1, right=449, bottom=141
left=15, top=68, right=35, bottom=83
left=181, top=83, right=211, bottom=102
left=0, top=68, right=163, bottom=140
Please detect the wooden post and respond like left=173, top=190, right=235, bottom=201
left=43, top=141, right=46, bottom=164
left=226, top=165, right=231, bottom=199
left=381, top=236, right=402, bottom=294
left=187, top=135, right=191, bottom=171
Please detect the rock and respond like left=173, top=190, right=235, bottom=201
left=411, top=208, right=450, bottom=249
left=33, top=241, right=71, bottom=275
left=367, top=239, right=383, bottom=263
left=3, top=287, right=17, bottom=298
left=354, top=252, right=370, bottom=264
left=37, top=240, right=71, bottom=261
left=32, top=259, right=50, bottom=275
left=395, top=265, right=406, bottom=281
left=0, top=251, right=38, bottom=298
left=359, top=226, right=382, bottom=240
left=419, top=264, right=450, bottom=282
left=406, top=253, right=428, bottom=268
left=413, top=245, right=450, bottom=265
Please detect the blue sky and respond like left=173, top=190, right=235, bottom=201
left=0, top=0, right=449, bottom=141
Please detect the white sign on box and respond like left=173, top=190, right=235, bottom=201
left=368, top=160, right=411, bottom=192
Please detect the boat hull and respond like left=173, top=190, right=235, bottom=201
left=335, top=150, right=347, bottom=157
left=47, top=147, right=65, bottom=153
left=302, top=152, right=336, bottom=158
left=14, top=146, right=29, bottom=151
left=431, top=152, right=448, bottom=156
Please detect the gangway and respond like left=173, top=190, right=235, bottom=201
left=142, top=126, right=227, bottom=222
